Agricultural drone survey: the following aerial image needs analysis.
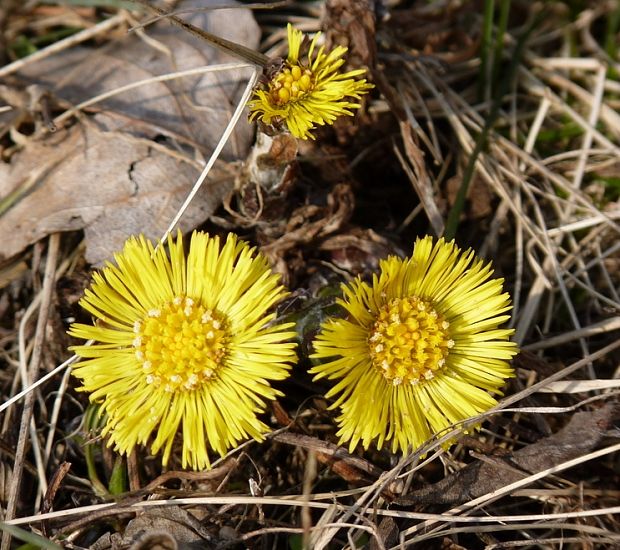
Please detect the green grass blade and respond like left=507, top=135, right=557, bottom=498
left=479, top=0, right=496, bottom=101
left=445, top=8, right=544, bottom=240
left=0, top=522, right=63, bottom=550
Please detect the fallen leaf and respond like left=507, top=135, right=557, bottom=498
left=13, top=0, right=260, bottom=158
left=90, top=507, right=215, bottom=550
left=393, top=403, right=619, bottom=506
left=0, top=122, right=235, bottom=264
left=0, top=1, right=261, bottom=263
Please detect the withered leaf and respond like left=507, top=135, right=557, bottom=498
left=12, top=0, right=260, bottom=157
left=394, top=404, right=619, bottom=507
left=1, top=0, right=262, bottom=264
left=91, top=507, right=214, bottom=550
left=0, top=122, right=235, bottom=265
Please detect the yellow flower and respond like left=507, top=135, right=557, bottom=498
left=248, top=23, right=373, bottom=139
left=310, top=236, right=518, bottom=454
left=69, top=231, right=297, bottom=470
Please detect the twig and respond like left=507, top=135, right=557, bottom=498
left=2, top=234, right=60, bottom=550
left=398, top=444, right=620, bottom=546
left=0, top=355, right=79, bottom=415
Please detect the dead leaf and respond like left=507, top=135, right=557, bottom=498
left=12, top=0, right=260, bottom=158
left=91, top=507, right=215, bottom=550
left=261, top=183, right=356, bottom=255
left=394, top=404, right=619, bottom=507
left=0, top=122, right=235, bottom=264
left=129, top=531, right=178, bottom=550
left=319, top=228, right=400, bottom=274
left=0, top=1, right=261, bottom=263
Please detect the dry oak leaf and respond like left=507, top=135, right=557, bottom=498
left=0, top=123, right=234, bottom=265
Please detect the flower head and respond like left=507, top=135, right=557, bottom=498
left=310, top=236, right=518, bottom=454
left=69, top=231, right=297, bottom=470
left=248, top=23, right=373, bottom=139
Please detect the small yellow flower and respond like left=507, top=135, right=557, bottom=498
left=248, top=23, right=373, bottom=139
left=310, top=236, right=518, bottom=454
left=69, top=231, right=297, bottom=470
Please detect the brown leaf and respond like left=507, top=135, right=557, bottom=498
left=129, top=532, right=178, bottom=550
left=0, top=122, right=235, bottom=264
left=12, top=0, right=260, bottom=157
left=90, top=507, right=215, bottom=550
left=394, top=404, right=619, bottom=507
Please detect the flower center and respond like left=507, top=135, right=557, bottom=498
left=133, top=296, right=229, bottom=393
left=270, top=64, right=314, bottom=105
left=368, top=296, right=453, bottom=386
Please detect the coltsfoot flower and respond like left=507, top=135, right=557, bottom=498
left=69, top=231, right=297, bottom=470
left=310, top=236, right=518, bottom=453
left=248, top=23, right=373, bottom=139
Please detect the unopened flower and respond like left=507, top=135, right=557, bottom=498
left=310, top=236, right=518, bottom=453
left=248, top=23, right=373, bottom=139
left=69, top=232, right=297, bottom=470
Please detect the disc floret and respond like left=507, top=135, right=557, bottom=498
left=270, top=65, right=314, bottom=105
left=134, top=297, right=228, bottom=392
left=369, top=296, right=454, bottom=385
